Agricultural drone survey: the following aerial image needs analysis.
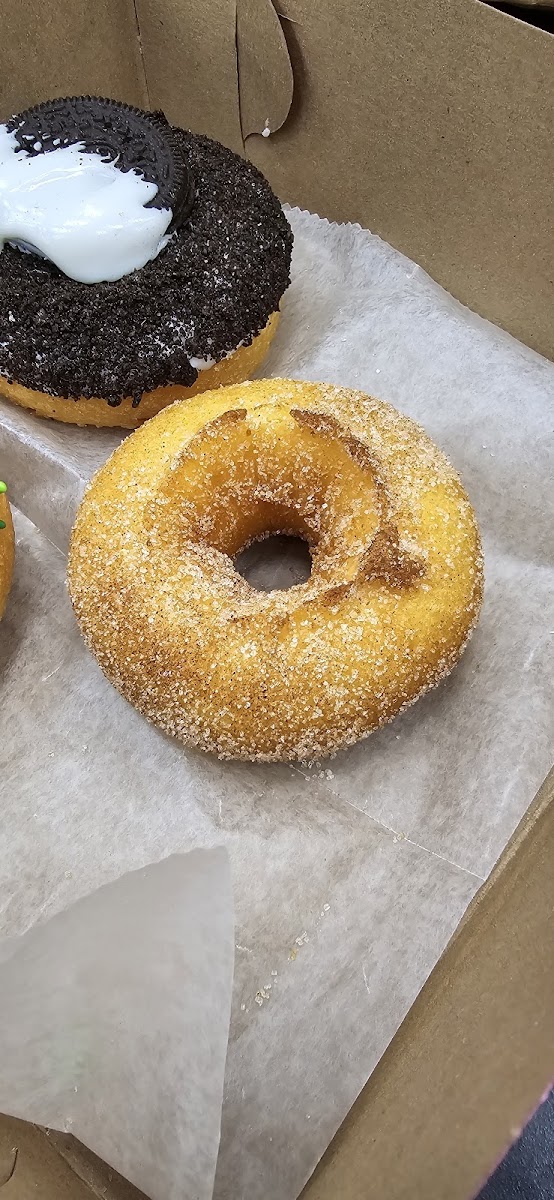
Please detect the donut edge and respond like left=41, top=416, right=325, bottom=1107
left=0, top=493, right=15, bottom=620
left=0, top=314, right=279, bottom=428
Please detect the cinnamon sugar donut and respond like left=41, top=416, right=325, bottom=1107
left=67, top=380, right=483, bottom=761
left=0, top=483, right=14, bottom=618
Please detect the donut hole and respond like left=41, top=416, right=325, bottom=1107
left=234, top=534, right=312, bottom=592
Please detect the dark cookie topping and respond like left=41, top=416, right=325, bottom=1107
left=6, top=96, right=194, bottom=231
left=0, top=126, right=292, bottom=405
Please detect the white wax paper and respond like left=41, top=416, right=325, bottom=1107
left=0, top=206, right=553, bottom=1200
left=0, top=851, right=234, bottom=1200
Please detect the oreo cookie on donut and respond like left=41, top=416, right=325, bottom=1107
left=0, top=96, right=292, bottom=427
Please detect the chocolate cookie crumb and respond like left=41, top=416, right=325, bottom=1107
left=6, top=96, right=194, bottom=229
left=0, top=129, right=292, bottom=405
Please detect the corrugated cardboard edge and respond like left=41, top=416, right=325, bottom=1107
left=0, top=771, right=552, bottom=1198
left=302, top=768, right=554, bottom=1200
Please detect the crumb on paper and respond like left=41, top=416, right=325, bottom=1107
left=290, top=929, right=310, bottom=958
left=262, top=121, right=271, bottom=138
left=41, top=664, right=62, bottom=683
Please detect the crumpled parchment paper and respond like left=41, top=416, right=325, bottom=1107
left=0, top=848, right=234, bottom=1200
left=0, top=206, right=553, bottom=1200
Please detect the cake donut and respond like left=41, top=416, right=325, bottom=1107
left=68, top=379, right=483, bottom=761
left=0, top=97, right=292, bottom=428
left=0, top=482, right=15, bottom=619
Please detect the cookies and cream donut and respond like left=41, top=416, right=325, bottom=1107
left=0, top=482, right=14, bottom=618
left=0, top=97, right=292, bottom=428
left=68, top=379, right=483, bottom=761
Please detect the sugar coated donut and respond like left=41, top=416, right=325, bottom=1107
left=68, top=380, right=483, bottom=761
left=0, top=482, right=15, bottom=618
left=0, top=98, right=292, bottom=428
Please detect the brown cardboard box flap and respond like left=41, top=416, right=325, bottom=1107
left=132, top=0, right=293, bottom=152
left=237, top=0, right=293, bottom=139
left=133, top=0, right=243, bottom=152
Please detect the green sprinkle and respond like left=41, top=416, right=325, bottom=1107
left=0, top=521, right=5, bottom=529
left=0, top=482, right=6, bottom=493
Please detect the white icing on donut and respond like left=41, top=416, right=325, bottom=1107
left=189, top=341, right=247, bottom=372
left=0, top=125, right=172, bottom=284
left=189, top=355, right=217, bottom=371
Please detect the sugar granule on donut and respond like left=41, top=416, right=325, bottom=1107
left=67, top=380, right=484, bottom=762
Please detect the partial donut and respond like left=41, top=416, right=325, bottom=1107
left=0, top=482, right=14, bottom=619
left=67, top=380, right=484, bottom=761
left=0, top=100, right=292, bottom=427
left=0, top=315, right=278, bottom=429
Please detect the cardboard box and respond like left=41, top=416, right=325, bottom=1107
left=1, top=1, right=552, bottom=1196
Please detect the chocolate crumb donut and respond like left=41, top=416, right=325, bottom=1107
left=0, top=98, right=292, bottom=428
left=68, top=380, right=484, bottom=761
